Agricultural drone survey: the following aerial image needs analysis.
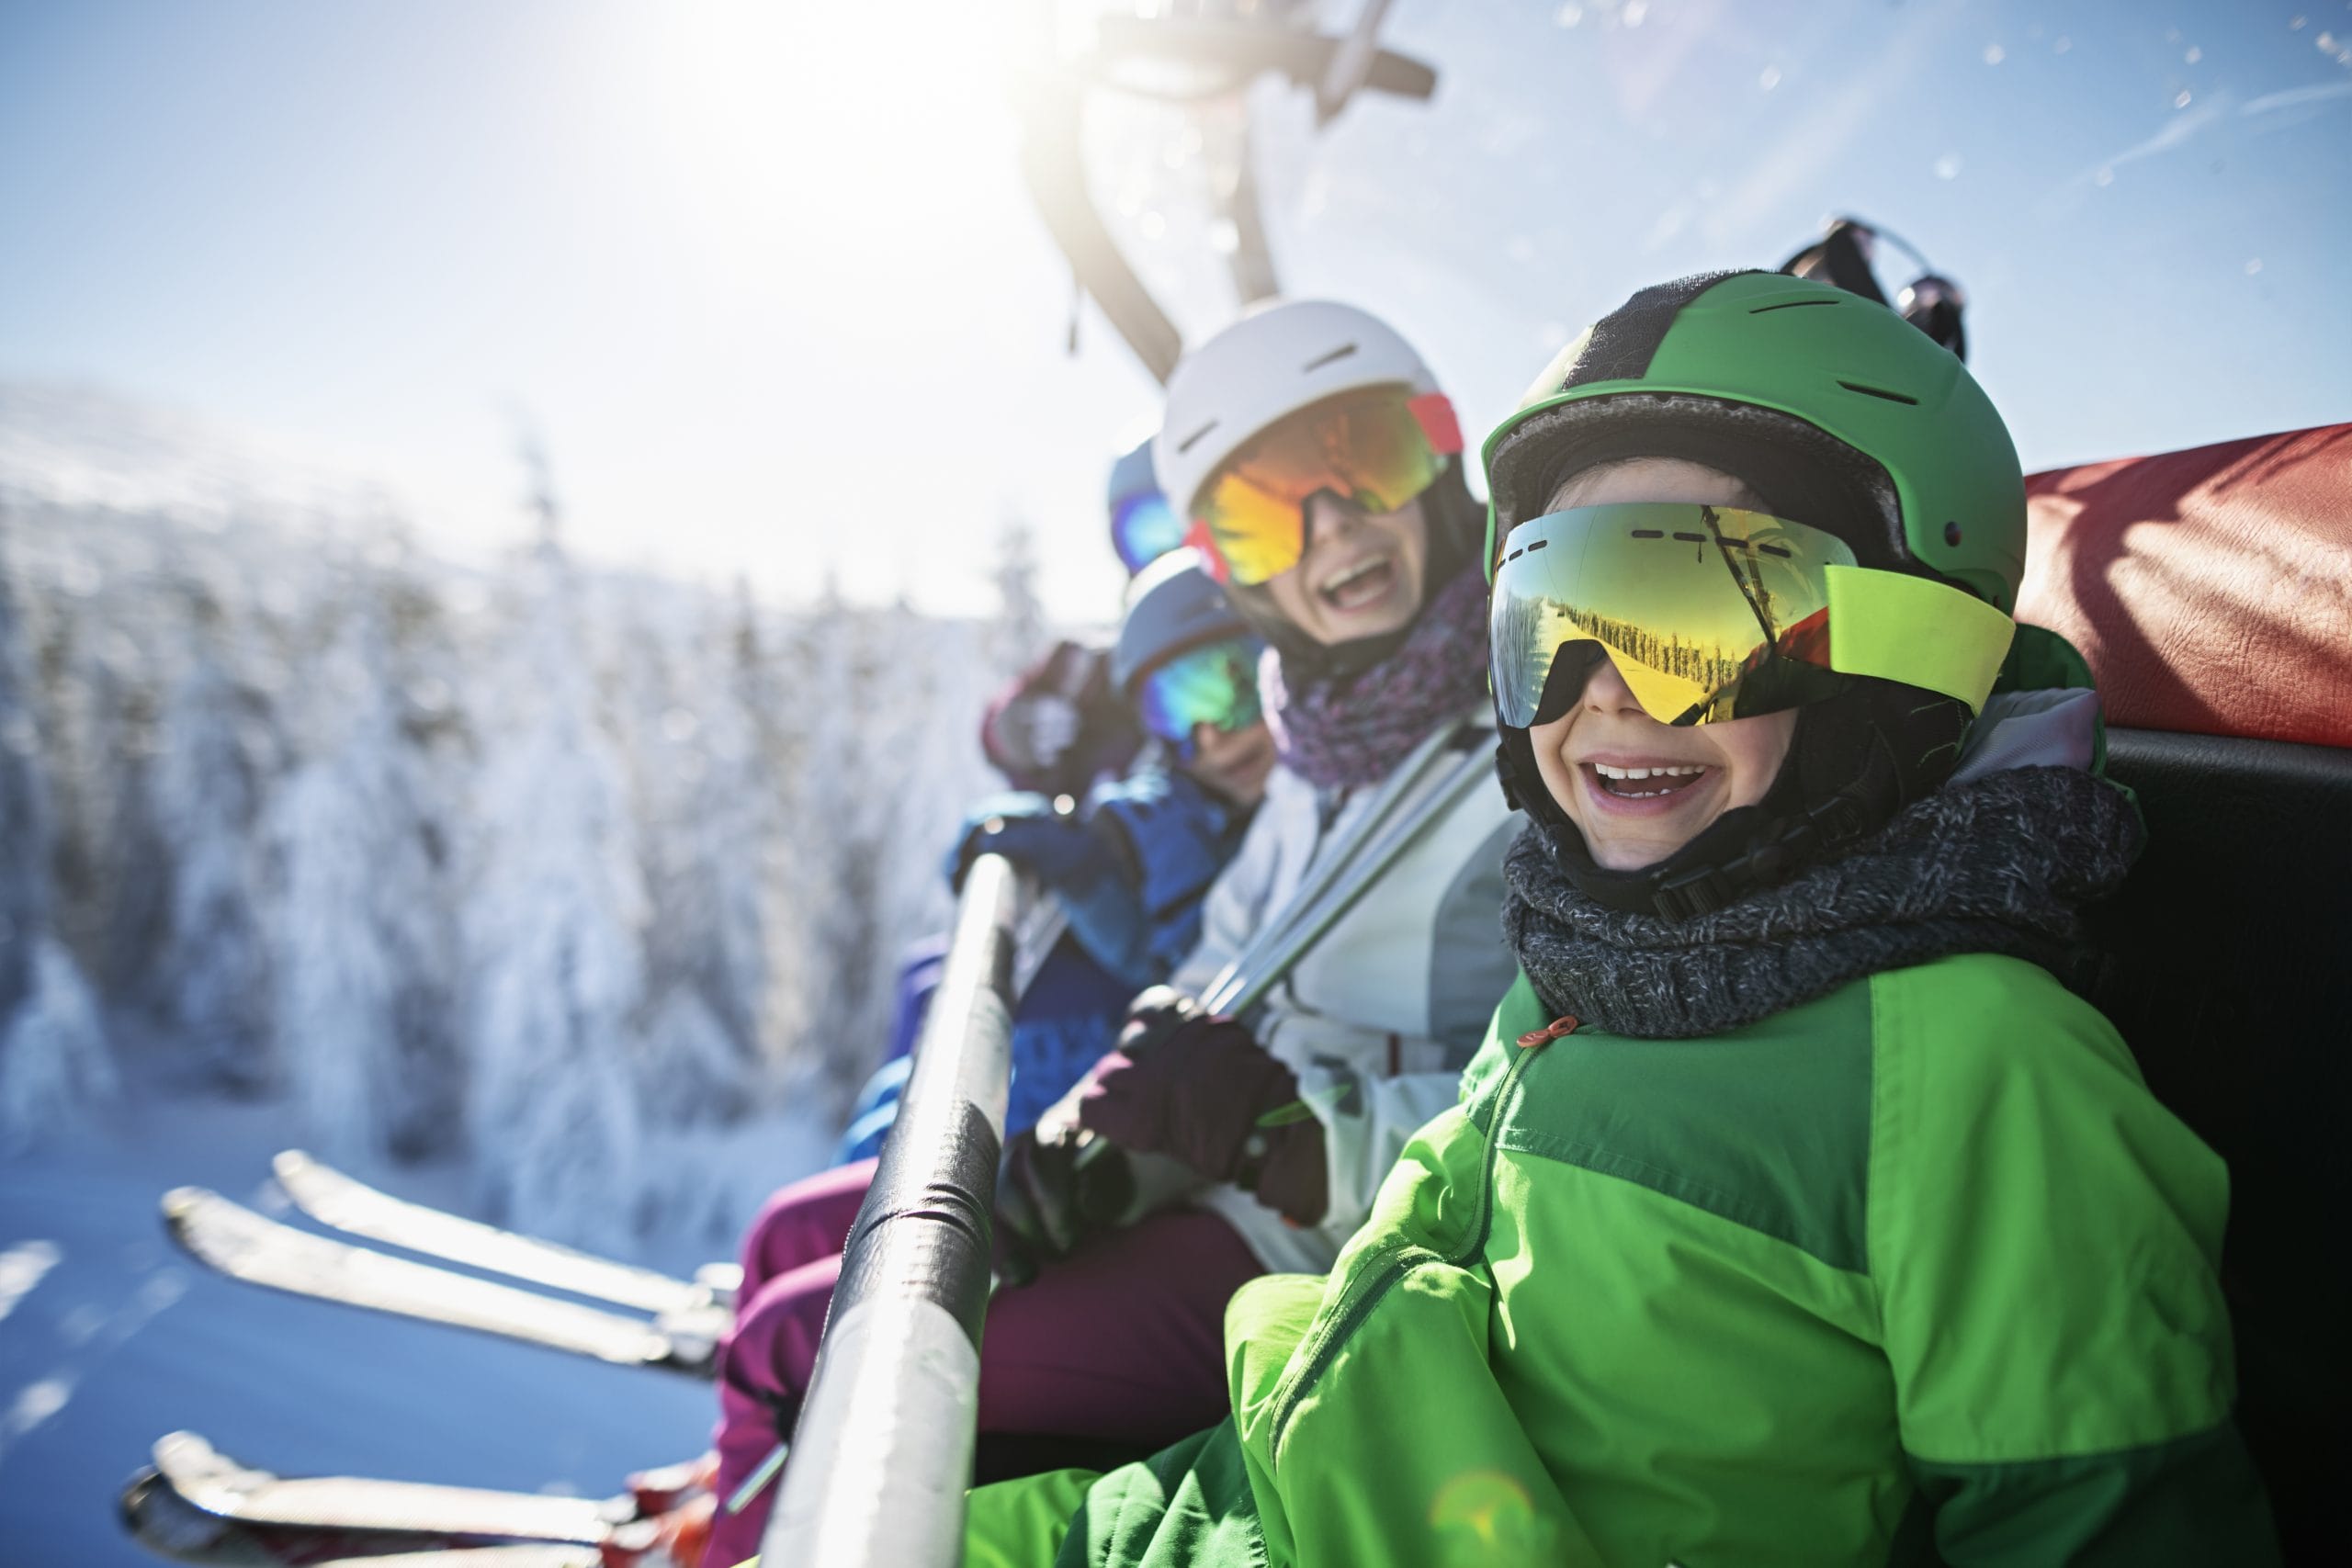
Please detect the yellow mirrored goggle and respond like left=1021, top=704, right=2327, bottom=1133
left=1489, top=503, right=2015, bottom=728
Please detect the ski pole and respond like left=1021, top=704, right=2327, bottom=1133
left=1196, top=710, right=1476, bottom=1007
left=1204, top=740, right=1491, bottom=1018
left=1059, top=727, right=1492, bottom=1190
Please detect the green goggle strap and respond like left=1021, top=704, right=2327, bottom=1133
left=1824, top=564, right=2015, bottom=712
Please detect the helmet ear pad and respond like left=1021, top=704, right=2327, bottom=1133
left=1498, top=675, right=1971, bottom=919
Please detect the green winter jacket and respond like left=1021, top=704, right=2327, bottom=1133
left=964, top=954, right=2275, bottom=1567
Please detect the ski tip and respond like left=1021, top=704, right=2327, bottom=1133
left=159, top=1186, right=214, bottom=1223
left=152, top=1429, right=209, bottom=1467
left=272, top=1149, right=316, bottom=1181
left=120, top=1466, right=234, bottom=1559
left=119, top=1466, right=163, bottom=1529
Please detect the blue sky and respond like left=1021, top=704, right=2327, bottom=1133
left=2, top=0, right=2345, bottom=618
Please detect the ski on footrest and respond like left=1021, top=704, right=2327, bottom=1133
left=121, top=1432, right=683, bottom=1566
left=161, top=1189, right=718, bottom=1377
left=270, top=1150, right=740, bottom=1314
left=124, top=1475, right=607, bottom=1567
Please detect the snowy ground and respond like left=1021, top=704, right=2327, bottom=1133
left=0, top=1090, right=833, bottom=1564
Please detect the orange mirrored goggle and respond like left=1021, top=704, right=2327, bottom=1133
left=1186, top=388, right=1463, bottom=587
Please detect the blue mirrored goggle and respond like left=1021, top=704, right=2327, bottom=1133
left=1112, top=491, right=1189, bottom=576
left=1135, top=638, right=1264, bottom=753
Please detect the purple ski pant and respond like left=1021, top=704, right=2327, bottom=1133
left=704, top=1156, right=1263, bottom=1568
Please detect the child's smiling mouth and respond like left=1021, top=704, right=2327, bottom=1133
left=1579, top=759, right=1718, bottom=814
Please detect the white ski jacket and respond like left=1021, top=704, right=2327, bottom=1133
left=1168, top=716, right=1518, bottom=1276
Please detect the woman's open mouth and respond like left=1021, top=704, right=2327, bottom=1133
left=1317, top=554, right=1396, bottom=613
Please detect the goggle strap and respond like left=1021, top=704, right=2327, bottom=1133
left=1183, top=517, right=1233, bottom=583
left=1408, top=391, right=1464, bottom=456
left=1824, top=565, right=2015, bottom=713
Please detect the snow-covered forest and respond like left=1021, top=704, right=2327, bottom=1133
left=0, top=387, right=1037, bottom=1247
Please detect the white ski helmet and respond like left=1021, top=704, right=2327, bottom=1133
left=1154, top=299, right=1458, bottom=526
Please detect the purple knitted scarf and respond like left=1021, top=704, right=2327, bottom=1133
left=1261, top=568, right=1491, bottom=791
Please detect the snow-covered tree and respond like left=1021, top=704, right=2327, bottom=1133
left=459, top=538, right=648, bottom=1246
left=0, top=525, right=41, bottom=1028
left=2, top=396, right=1023, bottom=1204
left=619, top=586, right=792, bottom=1127
left=992, top=516, right=1048, bottom=669
left=263, top=585, right=456, bottom=1160
left=151, top=591, right=277, bottom=1089
left=0, top=511, right=114, bottom=1150
left=1, top=938, right=116, bottom=1154
left=777, top=592, right=1003, bottom=1108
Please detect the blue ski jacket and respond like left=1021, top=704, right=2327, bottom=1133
left=838, top=765, right=1252, bottom=1163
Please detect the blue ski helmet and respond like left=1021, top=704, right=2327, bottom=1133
left=1114, top=548, right=1252, bottom=692
left=1114, top=549, right=1264, bottom=749
left=1108, top=434, right=1187, bottom=577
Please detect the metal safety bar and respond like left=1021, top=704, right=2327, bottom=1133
left=759, top=854, right=1036, bottom=1568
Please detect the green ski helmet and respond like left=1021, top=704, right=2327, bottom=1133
left=1483, top=270, right=2025, bottom=919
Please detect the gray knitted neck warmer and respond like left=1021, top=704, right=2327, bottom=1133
left=1501, top=765, right=2144, bottom=1039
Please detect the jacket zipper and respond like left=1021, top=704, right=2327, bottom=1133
left=1266, top=1039, right=1545, bottom=1467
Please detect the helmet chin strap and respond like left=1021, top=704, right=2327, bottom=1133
left=1496, top=683, right=1969, bottom=920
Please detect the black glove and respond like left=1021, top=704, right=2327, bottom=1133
left=992, top=1123, right=1136, bottom=1289
left=1077, top=1009, right=1329, bottom=1227
left=1114, top=986, right=1204, bottom=1055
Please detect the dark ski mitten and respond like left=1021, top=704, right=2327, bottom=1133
left=991, top=1125, right=1136, bottom=1288
left=1074, top=1014, right=1328, bottom=1225
left=945, top=792, right=1109, bottom=893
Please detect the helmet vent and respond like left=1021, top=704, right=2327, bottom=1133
left=1748, top=299, right=1842, bottom=315
left=1836, top=380, right=1920, bottom=406
left=1175, top=420, right=1218, bottom=454
left=1302, top=343, right=1359, bottom=373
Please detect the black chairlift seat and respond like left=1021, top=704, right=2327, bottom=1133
left=2017, top=423, right=2352, bottom=1562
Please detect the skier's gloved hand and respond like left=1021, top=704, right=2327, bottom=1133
left=1075, top=1009, right=1328, bottom=1227
left=995, top=691, right=1081, bottom=775
left=992, top=1122, right=1136, bottom=1289
left=1114, top=985, right=1205, bottom=1054
left=979, top=641, right=1143, bottom=798
left=945, top=793, right=1102, bottom=893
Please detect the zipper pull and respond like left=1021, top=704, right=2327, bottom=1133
left=1516, top=1014, right=1579, bottom=1050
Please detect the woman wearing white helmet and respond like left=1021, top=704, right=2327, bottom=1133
left=989, top=299, right=1519, bottom=1421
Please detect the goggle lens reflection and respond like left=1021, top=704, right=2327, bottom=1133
left=1136, top=638, right=1265, bottom=751
left=1193, top=389, right=1453, bottom=586
left=1489, top=503, right=1856, bottom=728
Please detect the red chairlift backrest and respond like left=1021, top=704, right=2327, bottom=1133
left=2016, top=423, right=2352, bottom=748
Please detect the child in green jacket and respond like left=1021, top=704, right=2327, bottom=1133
left=957, top=271, right=2276, bottom=1567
